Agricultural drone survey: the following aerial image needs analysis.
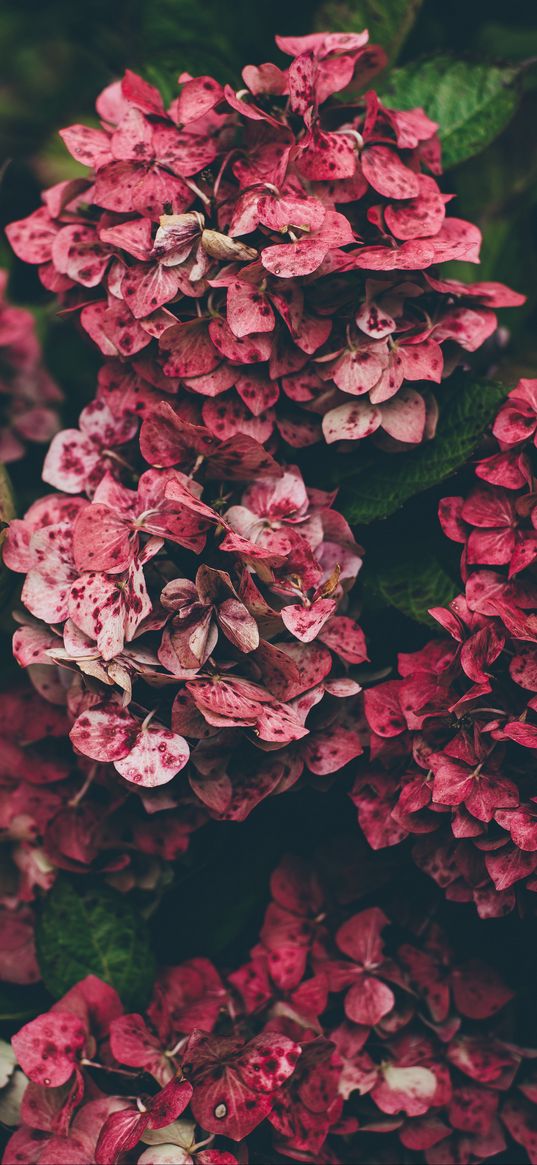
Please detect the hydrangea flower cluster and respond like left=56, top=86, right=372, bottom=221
left=0, top=682, right=207, bottom=986
left=3, top=31, right=536, bottom=1165
left=0, top=271, right=62, bottom=463
left=3, top=27, right=525, bottom=893
left=354, top=378, right=537, bottom=917
left=3, top=854, right=537, bottom=1165
left=5, top=34, right=523, bottom=454
left=4, top=440, right=366, bottom=815
left=2, top=106, right=376, bottom=826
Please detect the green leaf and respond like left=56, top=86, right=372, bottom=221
left=139, top=0, right=281, bottom=86
left=382, top=57, right=520, bottom=168
left=338, top=377, right=508, bottom=525
left=367, top=549, right=458, bottom=625
left=313, top=0, right=423, bottom=62
left=36, top=879, right=156, bottom=1010
left=0, top=464, right=16, bottom=526
left=440, top=93, right=537, bottom=339
left=477, top=21, right=537, bottom=65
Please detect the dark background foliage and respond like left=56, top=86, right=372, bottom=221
left=1, top=4, right=537, bottom=1143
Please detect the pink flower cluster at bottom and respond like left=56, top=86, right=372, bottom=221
left=355, top=379, right=537, bottom=916
left=3, top=854, right=537, bottom=1165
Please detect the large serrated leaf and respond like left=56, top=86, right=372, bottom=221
left=36, top=879, right=156, bottom=1010
left=367, top=549, right=458, bottom=626
left=313, top=0, right=423, bottom=63
left=382, top=57, right=520, bottom=168
left=338, top=377, right=507, bottom=525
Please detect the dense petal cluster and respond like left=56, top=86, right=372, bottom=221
left=5, top=436, right=366, bottom=815
left=0, top=684, right=206, bottom=972
left=354, top=378, right=537, bottom=915
left=0, top=271, right=62, bottom=463
left=4, top=28, right=525, bottom=897
left=6, top=37, right=523, bottom=454
left=4, top=853, right=536, bottom=1165
left=5, top=52, right=377, bottom=816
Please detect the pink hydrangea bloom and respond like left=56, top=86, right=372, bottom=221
left=6, top=38, right=523, bottom=456
left=3, top=852, right=533, bottom=1164
left=352, top=378, right=537, bottom=915
left=0, top=270, right=62, bottom=462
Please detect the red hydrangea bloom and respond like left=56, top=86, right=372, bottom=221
left=95, top=1078, right=194, bottom=1164
left=6, top=37, right=523, bottom=456
left=183, top=1029, right=300, bottom=1141
left=330, top=907, right=396, bottom=1025
left=352, top=378, right=537, bottom=915
left=3, top=27, right=527, bottom=874
left=4, top=852, right=533, bottom=1165
left=42, top=399, right=137, bottom=496
left=0, top=677, right=207, bottom=948
left=2, top=36, right=534, bottom=1165
left=5, top=417, right=365, bottom=818
left=0, top=270, right=62, bottom=463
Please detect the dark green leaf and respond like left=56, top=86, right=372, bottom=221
left=441, top=90, right=537, bottom=339
left=382, top=57, right=520, bottom=167
left=36, top=879, right=156, bottom=1010
left=367, top=549, right=458, bottom=625
left=139, top=0, right=289, bottom=86
left=338, top=377, right=508, bottom=525
left=477, top=21, right=537, bottom=65
left=0, top=464, right=16, bottom=527
left=313, top=0, right=423, bottom=62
